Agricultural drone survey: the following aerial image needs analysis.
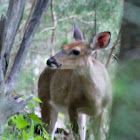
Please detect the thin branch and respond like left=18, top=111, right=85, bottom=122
left=10, top=96, right=33, bottom=117
left=105, top=30, right=121, bottom=68
left=51, top=0, right=57, bottom=28
left=41, top=0, right=57, bottom=33
left=41, top=15, right=95, bottom=33
left=112, top=54, right=119, bottom=61
left=41, top=26, right=56, bottom=32
left=58, top=15, right=95, bottom=24
left=50, top=0, right=56, bottom=56
left=29, top=49, right=47, bottom=55
left=5, top=0, right=51, bottom=95
left=22, top=0, right=36, bottom=35
left=3, top=0, right=26, bottom=75
left=12, top=94, right=23, bottom=100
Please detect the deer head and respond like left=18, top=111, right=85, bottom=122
left=47, top=23, right=111, bottom=69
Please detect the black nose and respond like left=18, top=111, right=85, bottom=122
left=46, top=57, right=55, bottom=67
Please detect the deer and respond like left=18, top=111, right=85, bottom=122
left=38, top=23, right=112, bottom=140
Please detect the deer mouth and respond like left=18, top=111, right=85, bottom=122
left=49, top=63, right=62, bottom=68
left=46, top=57, right=62, bottom=68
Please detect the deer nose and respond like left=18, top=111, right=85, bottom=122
left=47, top=57, right=56, bottom=67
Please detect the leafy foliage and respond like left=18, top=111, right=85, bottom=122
left=2, top=96, right=51, bottom=140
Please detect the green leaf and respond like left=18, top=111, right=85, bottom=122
left=16, top=115, right=29, bottom=129
left=10, top=115, right=17, bottom=123
left=28, top=102, right=34, bottom=108
left=33, top=97, right=42, bottom=103
left=42, top=128, right=51, bottom=140
left=2, top=137, right=7, bottom=140
left=35, top=136, right=44, bottom=140
left=22, top=130, right=29, bottom=140
left=30, top=113, right=41, bottom=123
left=29, top=121, right=34, bottom=138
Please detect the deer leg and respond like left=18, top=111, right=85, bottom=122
left=78, top=113, right=87, bottom=140
left=100, top=108, right=111, bottom=140
left=92, top=110, right=108, bottom=140
left=92, top=114, right=102, bottom=140
left=68, top=106, right=79, bottom=140
left=40, top=101, right=58, bottom=140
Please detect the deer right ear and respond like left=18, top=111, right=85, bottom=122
left=73, top=23, right=84, bottom=41
left=90, top=32, right=111, bottom=50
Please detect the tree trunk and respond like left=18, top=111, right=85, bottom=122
left=119, top=0, right=140, bottom=60
left=109, top=0, right=140, bottom=139
left=0, top=0, right=51, bottom=139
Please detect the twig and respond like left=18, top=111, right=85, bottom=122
left=22, top=0, right=36, bottom=35
left=29, top=49, right=47, bottom=55
left=112, top=54, right=119, bottom=61
left=50, top=0, right=57, bottom=56
left=41, top=15, right=95, bottom=33
left=41, top=26, right=56, bottom=32
left=105, top=30, right=121, bottom=68
left=12, top=94, right=23, bottom=100
left=41, top=0, right=57, bottom=34
left=58, top=15, right=95, bottom=24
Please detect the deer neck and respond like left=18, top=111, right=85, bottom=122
left=74, top=56, right=96, bottom=82
left=74, top=56, right=106, bottom=98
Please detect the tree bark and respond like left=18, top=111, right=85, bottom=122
left=3, top=0, right=26, bottom=75
left=0, top=0, right=51, bottom=139
left=119, top=0, right=140, bottom=60
left=6, top=0, right=51, bottom=95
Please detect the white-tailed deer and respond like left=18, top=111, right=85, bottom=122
left=38, top=23, right=112, bottom=140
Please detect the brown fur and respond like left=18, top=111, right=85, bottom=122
left=38, top=41, right=112, bottom=140
left=63, top=41, right=88, bottom=50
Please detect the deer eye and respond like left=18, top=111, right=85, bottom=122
left=72, top=50, right=80, bottom=55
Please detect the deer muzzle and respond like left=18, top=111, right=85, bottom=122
left=46, top=57, right=61, bottom=68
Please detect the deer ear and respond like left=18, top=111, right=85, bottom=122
left=73, top=23, right=84, bottom=41
left=90, top=32, right=111, bottom=50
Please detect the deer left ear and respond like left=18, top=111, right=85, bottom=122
left=73, top=23, right=84, bottom=41
left=90, top=32, right=111, bottom=50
